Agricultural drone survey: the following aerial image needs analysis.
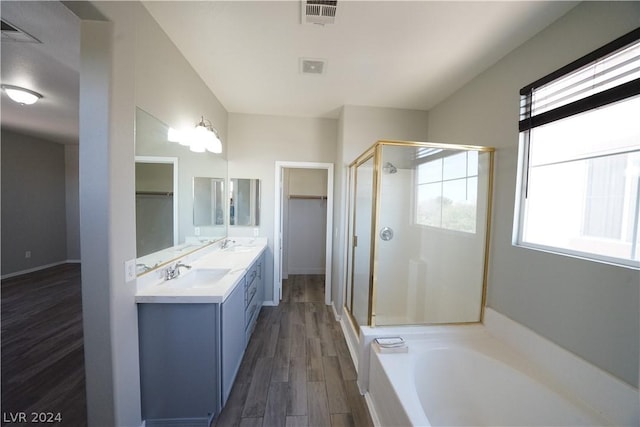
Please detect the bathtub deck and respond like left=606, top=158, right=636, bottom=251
left=366, top=320, right=636, bottom=427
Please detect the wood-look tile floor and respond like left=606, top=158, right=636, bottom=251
left=215, top=275, right=373, bottom=427
left=1, top=269, right=370, bottom=427
left=1, top=264, right=87, bottom=427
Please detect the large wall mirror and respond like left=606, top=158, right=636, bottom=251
left=230, top=178, right=260, bottom=226
left=194, top=177, right=225, bottom=226
left=135, top=157, right=178, bottom=258
left=135, top=108, right=227, bottom=273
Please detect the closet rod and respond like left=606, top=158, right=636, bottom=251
left=288, top=195, right=326, bottom=200
left=136, top=191, right=174, bottom=196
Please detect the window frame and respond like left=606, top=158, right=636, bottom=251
left=514, top=28, right=640, bottom=269
left=414, top=149, right=480, bottom=235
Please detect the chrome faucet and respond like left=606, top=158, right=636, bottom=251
left=164, top=262, right=192, bottom=280
left=221, top=238, right=235, bottom=249
left=137, top=263, right=152, bottom=273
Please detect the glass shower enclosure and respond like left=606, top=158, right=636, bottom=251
left=344, top=140, right=495, bottom=329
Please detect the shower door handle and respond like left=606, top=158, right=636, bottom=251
left=379, top=227, right=394, bottom=241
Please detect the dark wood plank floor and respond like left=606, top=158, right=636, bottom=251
left=1, top=269, right=371, bottom=427
left=215, top=275, right=373, bottom=427
left=1, top=264, right=87, bottom=427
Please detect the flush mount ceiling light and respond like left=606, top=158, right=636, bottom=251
left=167, top=116, right=222, bottom=154
left=1, top=84, right=43, bottom=105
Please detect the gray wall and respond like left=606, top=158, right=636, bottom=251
left=1, top=129, right=68, bottom=276
left=426, top=1, right=639, bottom=387
left=228, top=113, right=338, bottom=303
left=65, top=144, right=80, bottom=261
left=333, top=106, right=429, bottom=315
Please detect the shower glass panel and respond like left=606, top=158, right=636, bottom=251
left=344, top=166, right=356, bottom=315
left=374, top=144, right=492, bottom=325
left=351, top=156, right=375, bottom=328
left=344, top=140, right=494, bottom=331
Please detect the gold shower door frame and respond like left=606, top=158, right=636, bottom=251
left=344, top=140, right=495, bottom=333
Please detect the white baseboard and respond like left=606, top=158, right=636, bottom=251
left=1, top=260, right=76, bottom=280
left=339, top=315, right=359, bottom=372
left=363, top=392, right=382, bottom=427
left=330, top=301, right=341, bottom=321
left=262, top=300, right=277, bottom=307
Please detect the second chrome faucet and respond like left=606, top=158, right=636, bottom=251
left=164, top=262, right=192, bottom=280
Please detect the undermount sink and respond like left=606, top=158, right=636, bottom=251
left=163, top=268, right=230, bottom=288
left=223, top=245, right=253, bottom=253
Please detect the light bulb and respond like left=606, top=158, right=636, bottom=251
left=206, top=133, right=222, bottom=154
left=2, top=85, right=42, bottom=105
left=167, top=127, right=182, bottom=143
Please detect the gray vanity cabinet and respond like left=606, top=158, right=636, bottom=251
left=244, top=253, right=264, bottom=344
left=138, top=251, right=266, bottom=426
left=221, top=275, right=246, bottom=406
left=138, top=303, right=220, bottom=426
left=221, top=253, right=265, bottom=404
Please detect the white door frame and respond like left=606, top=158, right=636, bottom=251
left=135, top=156, right=179, bottom=246
left=274, top=161, right=334, bottom=305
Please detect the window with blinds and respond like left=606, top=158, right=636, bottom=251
left=514, top=28, right=640, bottom=268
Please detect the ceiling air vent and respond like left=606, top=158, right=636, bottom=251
left=301, top=0, right=338, bottom=25
left=300, top=58, right=327, bottom=75
left=1, top=19, right=40, bottom=43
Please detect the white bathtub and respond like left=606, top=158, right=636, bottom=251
left=367, top=322, right=636, bottom=426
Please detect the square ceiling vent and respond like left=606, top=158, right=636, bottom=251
left=300, top=58, right=327, bottom=75
left=1, top=19, right=40, bottom=43
left=301, top=0, right=337, bottom=25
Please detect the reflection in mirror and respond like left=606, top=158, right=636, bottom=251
left=135, top=157, right=178, bottom=257
left=230, top=178, right=260, bottom=226
left=194, top=177, right=225, bottom=226
left=135, top=107, right=228, bottom=274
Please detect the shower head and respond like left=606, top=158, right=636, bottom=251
left=383, top=162, right=397, bottom=174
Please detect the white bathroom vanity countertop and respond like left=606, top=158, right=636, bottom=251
left=135, top=238, right=267, bottom=304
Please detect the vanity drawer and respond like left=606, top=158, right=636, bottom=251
left=244, top=299, right=259, bottom=341
left=243, top=253, right=264, bottom=344
left=245, top=299, right=259, bottom=330
left=245, top=278, right=258, bottom=309
left=243, top=264, right=258, bottom=306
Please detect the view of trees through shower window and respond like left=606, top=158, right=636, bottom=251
left=415, top=150, right=478, bottom=233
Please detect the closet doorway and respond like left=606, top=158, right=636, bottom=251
left=274, top=162, right=333, bottom=306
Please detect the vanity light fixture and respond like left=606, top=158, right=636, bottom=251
left=1, top=84, right=42, bottom=105
left=167, top=127, right=183, bottom=143
left=167, top=116, right=222, bottom=154
left=192, top=117, right=222, bottom=154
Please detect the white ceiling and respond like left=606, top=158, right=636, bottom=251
left=1, top=1, right=80, bottom=145
left=0, top=1, right=578, bottom=144
left=142, top=1, right=578, bottom=118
